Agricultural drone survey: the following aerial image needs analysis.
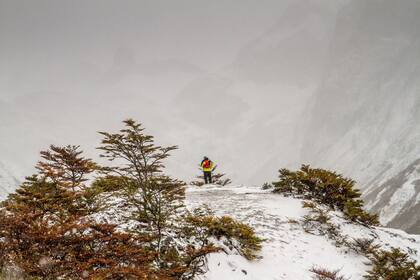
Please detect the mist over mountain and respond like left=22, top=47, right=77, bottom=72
left=301, top=0, right=420, bottom=233
left=0, top=0, right=333, bottom=186
left=229, top=0, right=342, bottom=86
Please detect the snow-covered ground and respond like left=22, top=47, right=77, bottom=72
left=186, top=184, right=420, bottom=280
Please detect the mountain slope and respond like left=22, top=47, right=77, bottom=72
left=186, top=185, right=420, bottom=279
left=300, top=0, right=420, bottom=233
left=0, top=161, right=20, bottom=200
left=365, top=159, right=420, bottom=233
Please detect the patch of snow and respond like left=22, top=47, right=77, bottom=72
left=186, top=185, right=420, bottom=280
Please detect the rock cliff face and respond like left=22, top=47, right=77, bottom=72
left=301, top=0, right=420, bottom=233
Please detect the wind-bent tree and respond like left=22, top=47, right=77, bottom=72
left=98, top=119, right=186, bottom=265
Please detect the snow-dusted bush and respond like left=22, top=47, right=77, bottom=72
left=184, top=210, right=263, bottom=260
left=190, top=172, right=232, bottom=187
left=299, top=203, right=419, bottom=280
left=365, top=248, right=420, bottom=280
left=301, top=202, right=346, bottom=246
left=272, top=165, right=379, bottom=226
left=261, top=182, right=273, bottom=190
left=347, top=238, right=380, bottom=256
left=310, top=267, right=349, bottom=280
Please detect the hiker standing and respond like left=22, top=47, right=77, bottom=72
left=201, top=157, right=215, bottom=184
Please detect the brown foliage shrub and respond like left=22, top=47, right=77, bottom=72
left=310, top=267, right=349, bottom=280
left=0, top=145, right=161, bottom=279
left=0, top=211, right=158, bottom=279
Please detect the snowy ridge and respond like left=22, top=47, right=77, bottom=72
left=186, top=185, right=420, bottom=280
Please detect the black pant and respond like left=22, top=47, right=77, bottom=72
left=203, top=171, right=212, bottom=184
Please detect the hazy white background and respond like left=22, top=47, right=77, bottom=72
left=1, top=0, right=419, bottom=190
left=1, top=0, right=340, bottom=184
left=2, top=0, right=420, bottom=232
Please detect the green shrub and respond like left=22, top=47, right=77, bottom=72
left=272, top=165, right=379, bottom=226
left=185, top=214, right=262, bottom=260
left=344, top=200, right=379, bottom=226
left=364, top=248, right=420, bottom=280
left=347, top=238, right=381, bottom=256
left=190, top=173, right=232, bottom=187
left=261, top=182, right=273, bottom=190
left=301, top=202, right=345, bottom=246
left=90, top=175, right=131, bottom=193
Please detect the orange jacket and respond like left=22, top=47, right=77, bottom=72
left=201, top=160, right=215, bottom=172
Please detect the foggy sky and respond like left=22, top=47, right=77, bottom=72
left=0, top=0, right=339, bottom=185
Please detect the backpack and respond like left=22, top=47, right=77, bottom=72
left=203, top=160, right=211, bottom=169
